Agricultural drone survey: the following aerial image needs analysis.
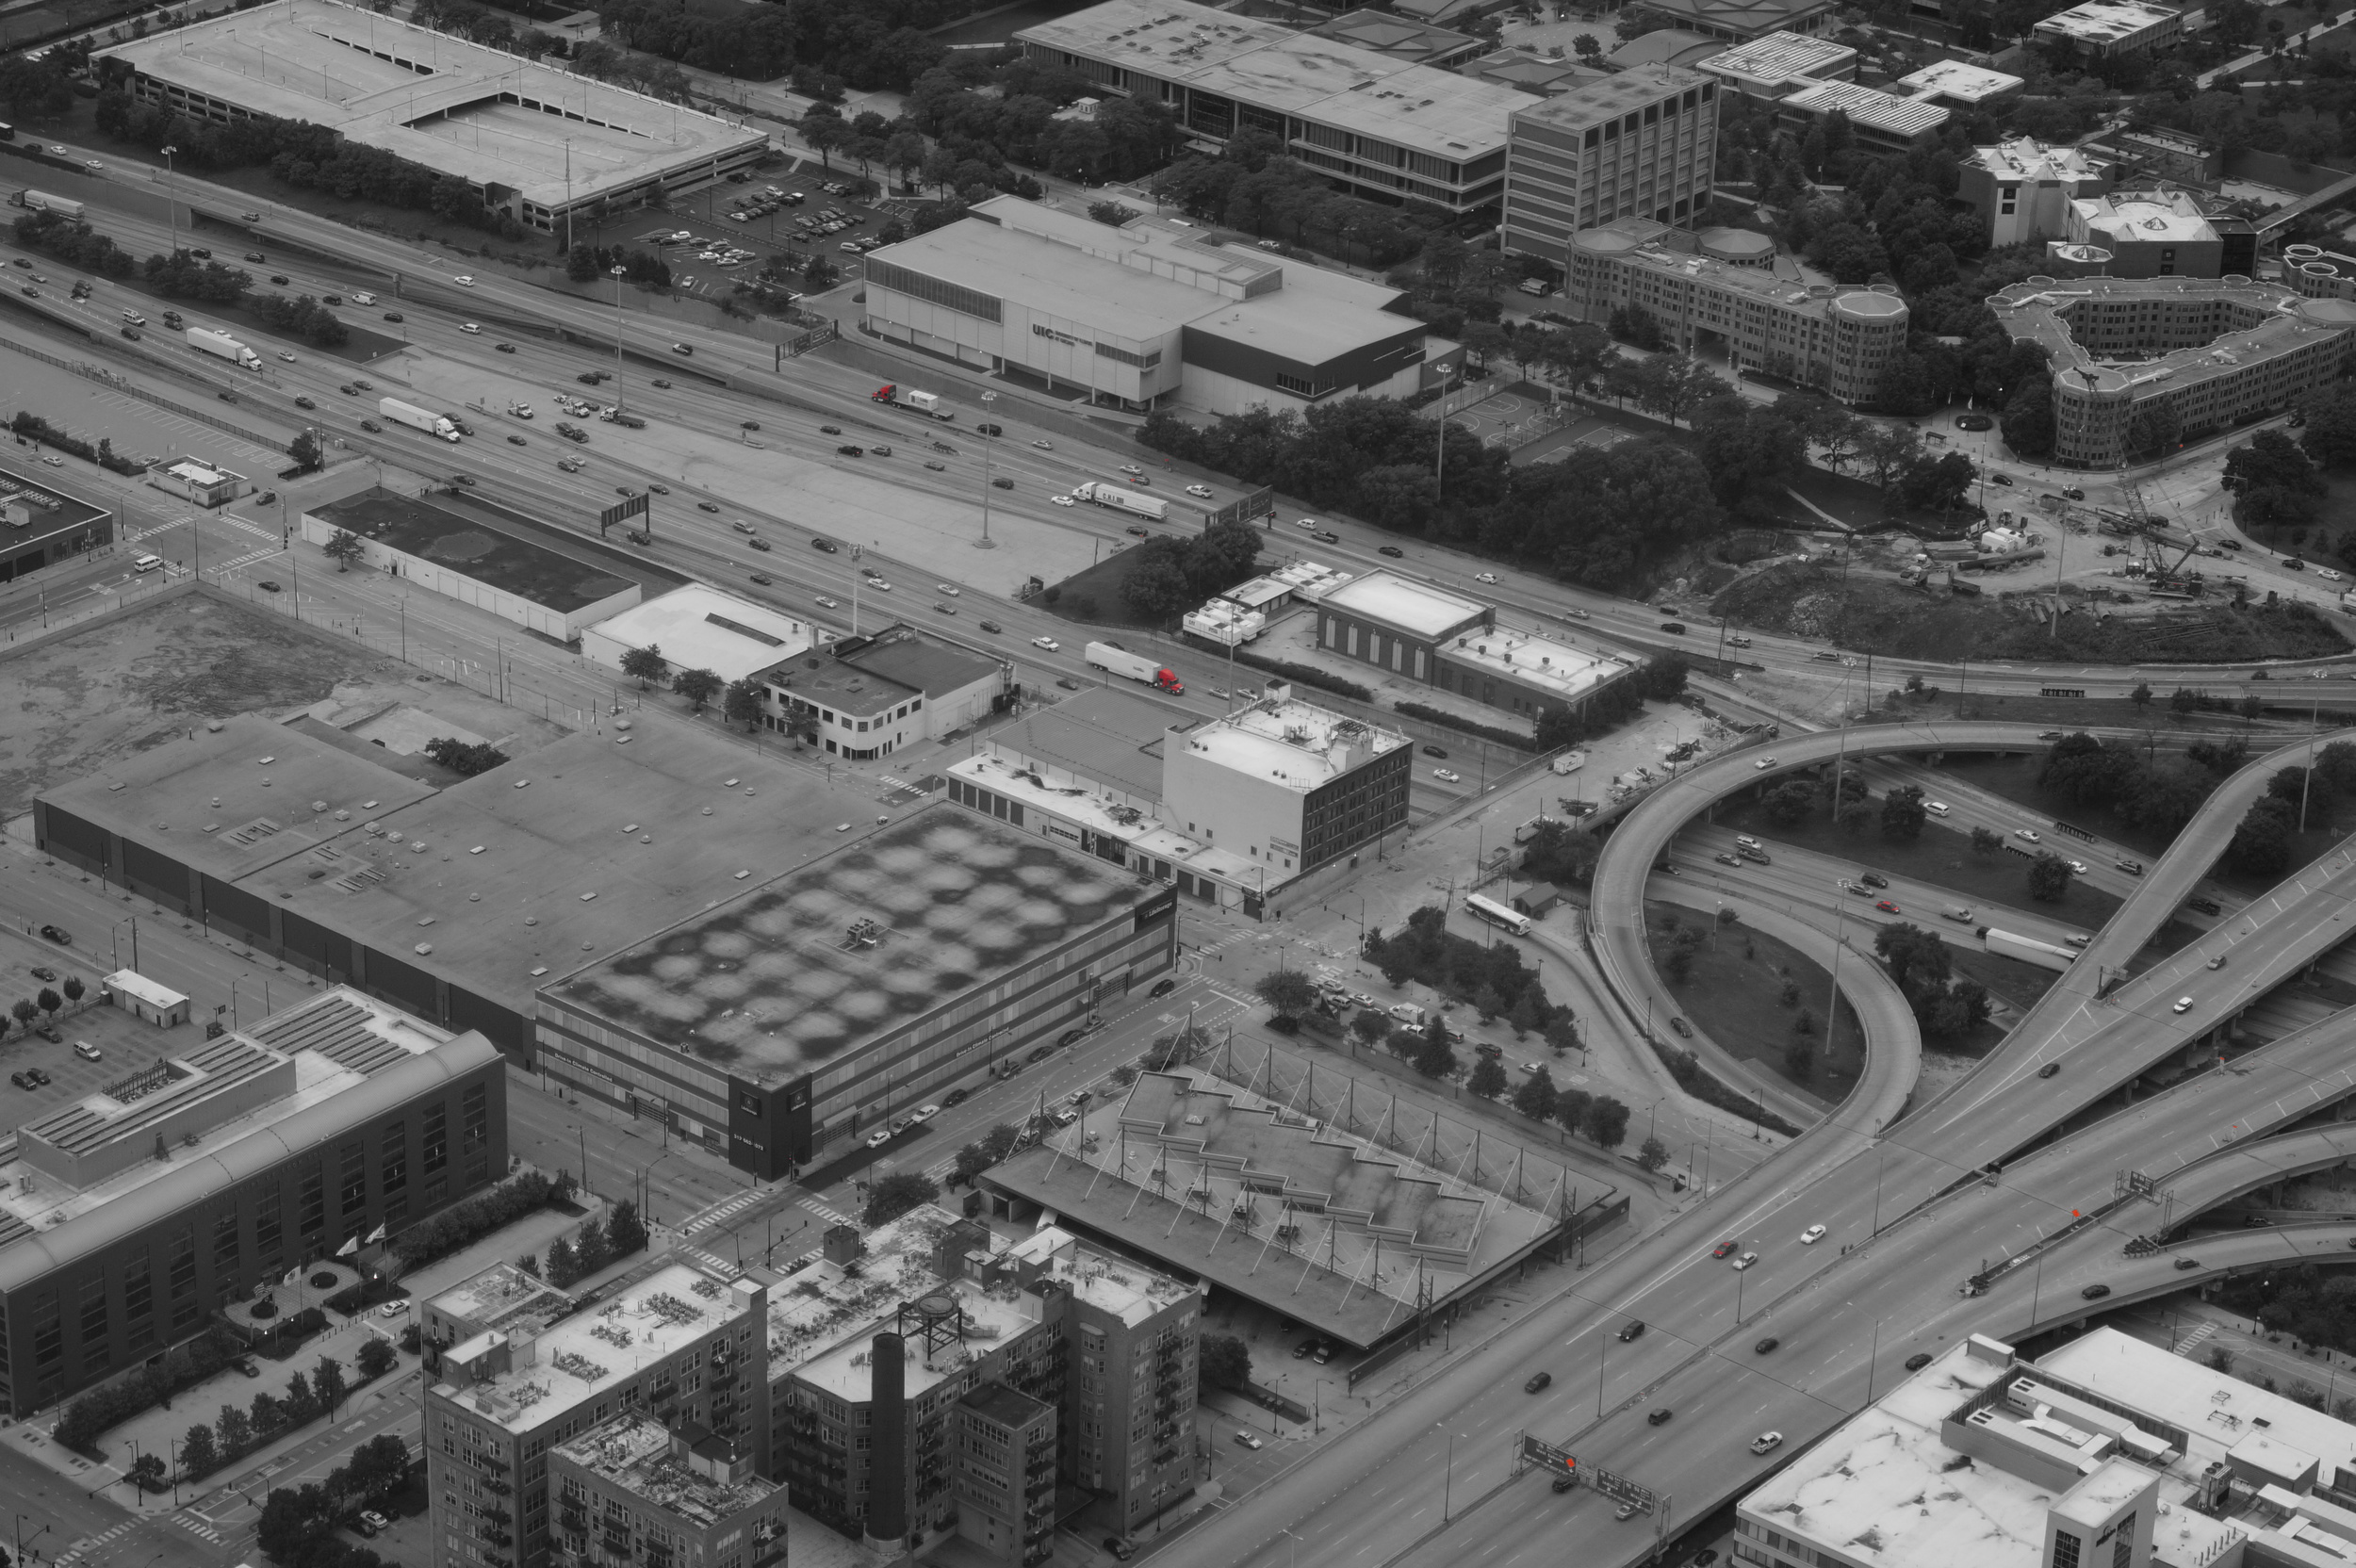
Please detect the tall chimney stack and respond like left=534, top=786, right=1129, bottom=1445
left=866, top=1331, right=908, bottom=1552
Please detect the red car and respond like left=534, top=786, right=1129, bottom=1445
left=1711, top=1240, right=1739, bottom=1259
left=1875, top=899, right=1900, bottom=914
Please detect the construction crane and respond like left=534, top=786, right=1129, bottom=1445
left=2121, top=466, right=2204, bottom=597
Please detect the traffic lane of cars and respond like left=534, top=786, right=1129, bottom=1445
left=1679, top=829, right=2095, bottom=949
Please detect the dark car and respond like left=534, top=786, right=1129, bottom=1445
left=1646, top=1408, right=1674, bottom=1426
left=1421, top=744, right=1448, bottom=759
left=1056, top=678, right=1082, bottom=691
left=697, top=501, right=722, bottom=514
left=1668, top=1017, right=1692, bottom=1039
left=2062, top=486, right=2086, bottom=500
left=40, top=925, right=72, bottom=945
left=1377, top=545, right=1404, bottom=558
left=1990, top=472, right=2014, bottom=486
left=1056, top=1027, right=1088, bottom=1048
left=749, top=537, right=771, bottom=552
left=942, top=1088, right=971, bottom=1107
left=1026, top=1044, right=1055, bottom=1064
left=1104, top=1540, right=1134, bottom=1562
left=1294, top=1337, right=1322, bottom=1361
left=1126, top=525, right=1149, bottom=538
left=268, top=272, right=288, bottom=284
left=750, top=572, right=774, bottom=586
left=651, top=379, right=672, bottom=389
left=1313, top=530, right=1340, bottom=544
left=450, top=474, right=477, bottom=487
left=28, top=966, right=56, bottom=983
left=1755, top=1337, right=1779, bottom=1354
left=9, top=1073, right=33, bottom=1091
left=992, top=477, right=1013, bottom=489
left=1904, top=1352, right=1934, bottom=1371
left=2082, top=1283, right=2111, bottom=1300
left=1552, top=1474, right=1577, bottom=1494
left=1617, top=1319, right=1644, bottom=1342
left=294, top=396, right=316, bottom=409
left=1523, top=1372, right=1552, bottom=1394
left=742, top=420, right=760, bottom=431
left=1859, top=873, right=1888, bottom=889
left=508, top=434, right=527, bottom=446
left=978, top=422, right=1003, bottom=436
left=821, top=425, right=843, bottom=434
left=1150, top=977, right=1177, bottom=998
left=2038, top=1062, right=2060, bottom=1079
left=2174, top=1257, right=2201, bottom=1271
left=119, top=325, right=139, bottom=339
left=360, top=419, right=383, bottom=433
left=382, top=311, right=404, bottom=322
left=838, top=445, right=864, bottom=456
left=257, top=580, right=282, bottom=593
left=1661, top=622, right=1687, bottom=634
left=811, top=537, right=839, bottom=552
left=579, top=371, right=607, bottom=384
left=496, top=341, right=516, bottom=352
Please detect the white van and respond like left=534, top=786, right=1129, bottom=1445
left=1924, top=800, right=1951, bottom=817
left=350, top=291, right=377, bottom=305
left=132, top=553, right=163, bottom=573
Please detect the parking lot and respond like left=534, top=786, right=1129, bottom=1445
left=595, top=172, right=892, bottom=302
left=0, top=929, right=213, bottom=1110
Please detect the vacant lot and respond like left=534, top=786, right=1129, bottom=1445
left=1646, top=904, right=1863, bottom=1110
left=0, top=591, right=417, bottom=816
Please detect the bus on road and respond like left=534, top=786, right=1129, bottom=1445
left=1464, top=892, right=1531, bottom=937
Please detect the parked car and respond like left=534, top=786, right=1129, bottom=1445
left=1104, top=1539, right=1135, bottom=1561
left=1150, top=977, right=1177, bottom=997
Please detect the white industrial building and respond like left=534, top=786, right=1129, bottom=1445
left=579, top=584, right=826, bottom=686
left=1739, top=1326, right=2356, bottom=1568
left=2032, top=0, right=2184, bottom=57
left=1694, top=30, right=1857, bottom=96
left=145, top=458, right=245, bottom=508
left=1892, top=58, right=2024, bottom=109
left=862, top=196, right=1463, bottom=416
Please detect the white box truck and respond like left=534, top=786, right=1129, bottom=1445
left=1550, top=750, right=1586, bottom=776
left=1976, top=926, right=2076, bottom=972
left=871, top=383, right=954, bottom=420
left=378, top=397, right=460, bottom=442
left=186, top=327, right=262, bottom=369
left=15, top=188, right=82, bottom=219
left=1072, top=481, right=1169, bottom=521
left=1084, top=641, right=1184, bottom=694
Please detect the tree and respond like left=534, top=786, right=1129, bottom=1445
left=862, top=1170, right=941, bottom=1227
left=8, top=999, right=31, bottom=1031
left=356, top=1336, right=398, bottom=1379
left=545, top=1234, right=579, bottom=1286
left=1971, top=825, right=2003, bottom=856
left=952, top=1123, right=1023, bottom=1186
left=1200, top=1331, right=1252, bottom=1390
left=126, top=1451, right=166, bottom=1492
left=607, top=1197, right=649, bottom=1258
left=288, top=430, right=320, bottom=470
left=1635, top=1136, right=1670, bottom=1173
left=313, top=1355, right=348, bottom=1419
left=2229, top=795, right=2299, bottom=875
left=2026, top=852, right=2073, bottom=902
left=2222, top=427, right=2327, bottom=526
left=1512, top=1067, right=1558, bottom=1123
left=1254, top=970, right=1318, bottom=1021
left=423, top=737, right=508, bottom=776
left=62, top=975, right=83, bottom=1004
left=216, top=1402, right=253, bottom=1461
left=1413, top=1022, right=1457, bottom=1081
left=620, top=644, right=666, bottom=688
left=1585, top=1095, right=1630, bottom=1150
left=179, top=1422, right=220, bottom=1478
left=1762, top=778, right=1817, bottom=826
left=2131, top=681, right=2152, bottom=710
left=715, top=678, right=765, bottom=730
left=1881, top=784, right=1927, bottom=841
left=1468, top=1055, right=1509, bottom=1100
left=574, top=1216, right=612, bottom=1276
left=2298, top=384, right=2356, bottom=470
left=1545, top=1008, right=1580, bottom=1055
left=1785, top=1031, right=1817, bottom=1081
left=1350, top=1009, right=1393, bottom=1052
left=321, top=529, right=366, bottom=572
left=671, top=666, right=724, bottom=710
left=36, top=988, right=59, bottom=1019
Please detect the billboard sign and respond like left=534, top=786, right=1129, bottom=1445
left=598, top=493, right=649, bottom=537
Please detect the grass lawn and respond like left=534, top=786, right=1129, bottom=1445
left=1039, top=541, right=1174, bottom=631
left=1647, top=903, right=1864, bottom=1109
left=1707, top=794, right=2129, bottom=932
left=1932, top=750, right=2194, bottom=863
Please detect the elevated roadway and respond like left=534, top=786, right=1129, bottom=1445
left=2151, top=1122, right=2356, bottom=1232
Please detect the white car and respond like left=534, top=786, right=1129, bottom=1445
left=865, top=1128, right=893, bottom=1148
left=1800, top=1224, right=1826, bottom=1245
left=1751, top=1431, right=1784, bottom=1455
left=1732, top=1251, right=1759, bottom=1270
left=1925, top=800, right=1951, bottom=816
left=2067, top=859, right=2090, bottom=875
left=911, top=1103, right=941, bottom=1122
left=2173, top=996, right=2194, bottom=1014
left=1052, top=495, right=1076, bottom=507
left=1432, top=768, right=1461, bottom=783
left=277, top=351, right=297, bottom=362
left=1754, top=756, right=1777, bottom=770
left=2014, top=828, right=2041, bottom=843
left=378, top=1299, right=410, bottom=1318
left=1032, top=439, right=1053, bottom=450
left=453, top=274, right=476, bottom=286
left=937, top=584, right=959, bottom=596
left=1295, top=517, right=1319, bottom=530
left=1186, top=484, right=1213, bottom=498
left=679, top=275, right=696, bottom=288
left=460, top=322, right=483, bottom=334
left=46, top=143, right=66, bottom=155
left=2322, top=567, right=2348, bottom=582
left=1033, top=636, right=1061, bottom=651
left=815, top=596, right=840, bottom=609
left=83, top=159, right=104, bottom=172
left=870, top=580, right=892, bottom=592
left=1475, top=572, right=1498, bottom=584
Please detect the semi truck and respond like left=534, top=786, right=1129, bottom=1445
left=378, top=397, right=460, bottom=442
left=598, top=408, right=647, bottom=430
left=1975, top=926, right=2076, bottom=972
left=1085, top=641, right=1184, bottom=694
left=872, top=384, right=953, bottom=420
left=186, top=327, right=262, bottom=369
left=14, top=188, right=81, bottom=219
left=1072, top=481, right=1168, bottom=521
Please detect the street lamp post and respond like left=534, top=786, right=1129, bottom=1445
left=161, top=145, right=179, bottom=255
left=609, top=267, right=629, bottom=412
left=976, top=391, right=999, bottom=549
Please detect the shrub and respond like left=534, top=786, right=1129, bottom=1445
left=54, top=1328, right=243, bottom=1451
left=391, top=1169, right=572, bottom=1270
left=1391, top=701, right=1536, bottom=752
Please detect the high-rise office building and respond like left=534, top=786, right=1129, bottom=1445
left=1503, top=66, right=1720, bottom=261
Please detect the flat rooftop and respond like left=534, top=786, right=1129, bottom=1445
left=1509, top=64, right=1707, bottom=135
left=1005, top=1225, right=1201, bottom=1328
left=99, top=0, right=762, bottom=209
left=1893, top=58, right=2023, bottom=101
left=0, top=988, right=495, bottom=1291
left=831, top=623, right=1006, bottom=703
left=987, top=685, right=1188, bottom=803
left=39, top=712, right=440, bottom=887
left=948, top=755, right=1205, bottom=870
left=1016, top=0, right=1532, bottom=158
left=1317, top=568, right=1489, bottom=640
left=545, top=803, right=1149, bottom=1090
left=2074, top=190, right=2215, bottom=243
left=766, top=1205, right=1045, bottom=1400
left=232, top=718, right=894, bottom=1025
left=1617, top=0, right=1836, bottom=35
left=1443, top=628, right=1620, bottom=700
left=1573, top=219, right=1914, bottom=318
left=1968, top=136, right=2107, bottom=182
left=1778, top=80, right=1951, bottom=137
left=1303, top=8, right=1481, bottom=63
left=1695, top=30, right=1856, bottom=88
left=554, top=1412, right=783, bottom=1528
left=1176, top=697, right=1406, bottom=793
left=308, top=488, right=637, bottom=614
left=432, top=1260, right=575, bottom=1335
left=0, top=463, right=112, bottom=542
left=2034, top=0, right=2179, bottom=41
left=588, top=585, right=820, bottom=685
left=1989, top=275, right=2356, bottom=398
left=870, top=219, right=1214, bottom=339
left=442, top=1261, right=759, bottom=1435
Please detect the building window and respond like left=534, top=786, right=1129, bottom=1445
left=462, top=1084, right=488, bottom=1152
left=2053, top=1530, right=2081, bottom=1568
left=299, top=1164, right=325, bottom=1238
left=214, top=1208, right=239, bottom=1275
left=382, top=1122, right=407, bottom=1195
left=123, top=1250, right=152, bottom=1323
left=254, top=1191, right=282, bottom=1261
left=423, top=1102, right=448, bottom=1173
left=77, top=1278, right=107, bottom=1349
left=339, top=1139, right=368, bottom=1214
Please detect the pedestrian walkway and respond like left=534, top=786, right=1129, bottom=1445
left=171, top=1511, right=223, bottom=1544
left=2174, top=1318, right=2219, bottom=1357
left=679, top=1185, right=766, bottom=1236
left=53, top=1521, right=138, bottom=1568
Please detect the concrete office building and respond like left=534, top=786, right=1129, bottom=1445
left=1774, top=80, right=1949, bottom=151
left=1892, top=58, right=2025, bottom=110
left=1015, top=0, right=1537, bottom=215
left=301, top=489, right=644, bottom=643
left=537, top=804, right=1177, bottom=1169
left=1693, top=30, right=1857, bottom=96
left=1313, top=569, right=1626, bottom=721
left=2032, top=0, right=2184, bottom=57
left=0, top=461, right=114, bottom=584
left=550, top=1413, right=788, bottom=1568
left=862, top=196, right=1461, bottom=417
left=2065, top=189, right=2257, bottom=277
left=766, top=1207, right=1201, bottom=1544
left=1990, top=274, right=2356, bottom=466
left=1738, top=1327, right=2356, bottom=1568
left=751, top=623, right=1010, bottom=760
left=99, top=0, right=764, bottom=234
left=579, top=585, right=826, bottom=688
left=1502, top=67, right=1720, bottom=260
left=1161, top=694, right=1411, bottom=877
left=1625, top=0, right=1840, bottom=42
left=2284, top=242, right=2356, bottom=302
left=427, top=1260, right=769, bottom=1568
left=1961, top=138, right=2115, bottom=247
left=0, top=987, right=502, bottom=1415
left=1554, top=219, right=1910, bottom=402
left=1302, top=8, right=1486, bottom=68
